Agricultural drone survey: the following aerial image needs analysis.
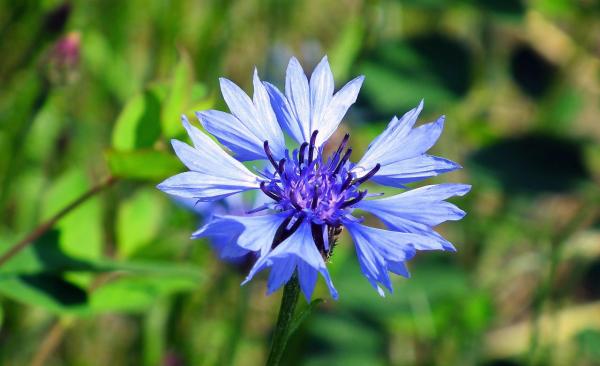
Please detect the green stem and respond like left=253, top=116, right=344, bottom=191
left=266, top=275, right=300, bottom=366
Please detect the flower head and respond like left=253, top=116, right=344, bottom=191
left=158, top=56, right=470, bottom=300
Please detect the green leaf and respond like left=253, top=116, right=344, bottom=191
left=42, top=169, right=103, bottom=260
left=0, top=229, right=202, bottom=278
left=105, top=149, right=182, bottom=181
left=0, top=273, right=89, bottom=314
left=116, top=188, right=165, bottom=258
left=161, top=52, right=194, bottom=138
left=0, top=267, right=201, bottom=316
left=112, top=87, right=163, bottom=151
left=0, top=227, right=203, bottom=315
left=0, top=230, right=96, bottom=276
left=89, top=275, right=199, bottom=313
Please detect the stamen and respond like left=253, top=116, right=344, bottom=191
left=259, top=131, right=378, bottom=227
left=340, top=172, right=353, bottom=191
left=278, top=158, right=286, bottom=174
left=330, top=133, right=350, bottom=167
left=354, top=163, right=381, bottom=185
left=260, top=181, right=281, bottom=201
left=263, top=141, right=278, bottom=170
left=308, top=130, right=318, bottom=164
left=340, top=190, right=368, bottom=208
left=289, top=193, right=303, bottom=210
left=333, top=148, right=352, bottom=175
left=311, top=187, right=319, bottom=209
left=298, top=142, right=308, bottom=166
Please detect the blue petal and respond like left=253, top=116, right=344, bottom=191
left=316, top=75, right=364, bottom=147
left=194, top=212, right=289, bottom=257
left=388, top=260, right=410, bottom=277
left=157, top=172, right=258, bottom=202
left=175, top=194, right=247, bottom=217
left=196, top=72, right=285, bottom=161
left=285, top=57, right=311, bottom=143
left=353, top=102, right=458, bottom=187
left=371, top=155, right=461, bottom=187
left=356, top=184, right=470, bottom=227
left=266, top=57, right=364, bottom=148
left=379, top=116, right=445, bottom=165
left=344, top=221, right=418, bottom=295
left=266, top=257, right=296, bottom=294
left=157, top=116, right=261, bottom=201
left=264, top=81, right=305, bottom=145
left=196, top=110, right=264, bottom=161
left=178, top=116, right=261, bottom=180
left=366, top=100, right=423, bottom=150
left=251, top=70, right=286, bottom=156
left=355, top=184, right=470, bottom=251
left=309, top=56, right=334, bottom=136
left=242, top=221, right=338, bottom=301
left=190, top=217, right=249, bottom=259
left=296, top=261, right=319, bottom=302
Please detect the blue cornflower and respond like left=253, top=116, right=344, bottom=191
left=158, top=56, right=470, bottom=300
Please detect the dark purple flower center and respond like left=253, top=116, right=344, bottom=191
left=260, top=130, right=380, bottom=228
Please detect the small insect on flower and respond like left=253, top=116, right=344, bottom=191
left=158, top=56, right=470, bottom=300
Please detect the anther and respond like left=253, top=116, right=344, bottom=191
left=260, top=181, right=281, bottom=201
left=290, top=193, right=303, bottom=210
left=330, top=133, right=350, bottom=166
left=263, top=141, right=278, bottom=170
left=311, top=187, right=319, bottom=209
left=340, top=172, right=353, bottom=191
left=340, top=190, right=368, bottom=208
left=298, top=142, right=308, bottom=166
left=333, top=148, right=352, bottom=175
left=354, top=163, right=381, bottom=185
left=278, top=158, right=286, bottom=174
left=308, top=130, right=318, bottom=164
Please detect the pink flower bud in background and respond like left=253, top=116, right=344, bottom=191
left=46, top=31, right=80, bottom=84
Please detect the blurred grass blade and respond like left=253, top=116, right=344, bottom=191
left=161, top=52, right=194, bottom=138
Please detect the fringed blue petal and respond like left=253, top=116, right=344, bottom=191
left=157, top=116, right=261, bottom=201
left=265, top=56, right=363, bottom=147
left=196, top=72, right=285, bottom=161
left=344, top=221, right=421, bottom=296
left=353, top=102, right=460, bottom=187
left=356, top=183, right=470, bottom=227
left=242, top=221, right=338, bottom=301
left=193, top=212, right=289, bottom=257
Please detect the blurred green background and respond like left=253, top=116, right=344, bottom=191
left=1, top=0, right=600, bottom=365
